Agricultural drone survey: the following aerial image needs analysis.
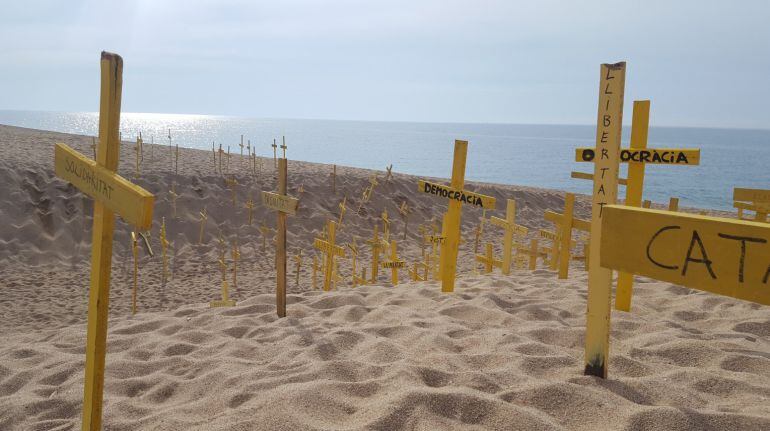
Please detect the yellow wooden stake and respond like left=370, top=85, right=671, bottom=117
left=91, top=136, right=97, bottom=160
left=583, top=61, right=626, bottom=379
left=312, top=254, right=320, bottom=289
left=262, top=158, right=299, bottom=317
left=226, top=176, right=238, bottom=207
left=314, top=220, right=346, bottom=291
left=515, top=238, right=540, bottom=271
left=366, top=225, right=387, bottom=283
left=398, top=201, right=411, bottom=239
left=571, top=170, right=628, bottom=185
left=490, top=199, right=528, bottom=275
left=543, top=193, right=581, bottom=279
left=160, top=217, right=170, bottom=285
left=381, top=209, right=391, bottom=242
left=338, top=196, right=347, bottom=226
left=271, top=139, right=278, bottom=170
left=239, top=135, right=244, bottom=156
left=615, top=100, right=651, bottom=312
left=198, top=207, right=207, bottom=245
left=232, top=240, right=240, bottom=289
left=332, top=164, right=337, bottom=194
left=280, top=136, right=287, bottom=158
left=211, top=242, right=236, bottom=308
left=474, top=209, right=487, bottom=254
left=259, top=222, right=271, bottom=252
left=131, top=231, right=138, bottom=315
left=174, top=143, right=179, bottom=176
left=668, top=197, right=680, bottom=211
left=385, top=164, right=393, bottom=182
left=348, top=238, right=366, bottom=287
left=294, top=249, right=302, bottom=286
left=52, top=52, right=155, bottom=431
left=418, top=141, right=496, bottom=292
left=245, top=195, right=255, bottom=226
left=135, top=133, right=142, bottom=178
left=168, top=183, right=179, bottom=219
left=381, top=240, right=406, bottom=285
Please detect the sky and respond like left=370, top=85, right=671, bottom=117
left=1, top=0, right=768, bottom=129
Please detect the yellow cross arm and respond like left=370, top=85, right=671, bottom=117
left=543, top=210, right=590, bottom=232
left=54, top=143, right=154, bottom=230
left=734, top=201, right=770, bottom=213
left=571, top=171, right=628, bottom=186
left=489, top=216, right=528, bottom=235
left=734, top=188, right=770, bottom=204
left=417, top=180, right=496, bottom=210
left=261, top=191, right=299, bottom=215
left=382, top=260, right=406, bottom=268
left=314, top=238, right=346, bottom=257
left=601, top=205, right=770, bottom=306
left=575, top=148, right=700, bottom=165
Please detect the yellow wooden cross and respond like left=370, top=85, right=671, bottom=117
left=280, top=136, right=287, bottom=158
left=160, top=217, right=170, bottom=285
left=642, top=200, right=651, bottom=208
left=475, top=243, right=502, bottom=274
left=543, top=193, right=590, bottom=279
left=572, top=242, right=590, bottom=271
left=398, top=201, right=411, bottom=239
left=583, top=61, right=626, bottom=379
left=385, top=164, right=393, bottom=182
left=244, top=195, right=255, bottom=226
left=366, top=224, right=388, bottom=283
left=338, top=196, right=347, bottom=226
left=515, top=238, right=542, bottom=271
left=734, top=200, right=769, bottom=223
left=211, top=240, right=236, bottom=308
left=239, top=135, right=244, bottom=156
left=198, top=207, right=207, bottom=245
left=91, top=136, right=97, bottom=159
left=538, top=230, right=560, bottom=270
left=226, top=146, right=231, bottom=174
left=292, top=249, right=303, bottom=286
left=53, top=52, right=155, bottom=431
left=226, top=176, right=238, bottom=206
left=314, top=220, right=346, bottom=291
left=381, top=209, right=391, bottom=242
left=331, top=164, right=337, bottom=194
left=174, top=144, right=179, bottom=176
left=418, top=140, right=496, bottom=292
left=311, top=254, right=320, bottom=289
left=571, top=170, right=628, bottom=185
left=575, top=100, right=701, bottom=313
left=217, top=143, right=224, bottom=174
left=168, top=183, right=179, bottom=219
left=259, top=222, right=272, bottom=252
left=134, top=132, right=143, bottom=178
left=381, top=240, right=406, bottom=285
left=130, top=231, right=139, bottom=315
left=473, top=209, right=488, bottom=254
left=347, top=238, right=365, bottom=287
left=490, top=199, right=528, bottom=275
left=262, top=157, right=299, bottom=317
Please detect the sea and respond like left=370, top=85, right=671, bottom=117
left=1, top=110, right=767, bottom=211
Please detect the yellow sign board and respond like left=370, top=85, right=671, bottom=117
left=575, top=148, right=700, bottom=165
left=601, top=206, right=770, bottom=305
left=55, top=143, right=154, bottom=230
left=261, top=191, right=299, bottom=215
left=382, top=261, right=406, bottom=269
left=418, top=179, right=496, bottom=209
left=314, top=238, right=346, bottom=257
left=734, top=188, right=770, bottom=204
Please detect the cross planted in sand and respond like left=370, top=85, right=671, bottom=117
left=314, top=220, right=346, bottom=291
left=53, top=52, right=155, bottom=431
left=489, top=199, right=528, bottom=275
left=543, top=193, right=588, bottom=279
left=475, top=242, right=502, bottom=274
left=381, top=240, right=406, bottom=285
left=261, top=157, right=299, bottom=317
left=417, top=140, right=496, bottom=292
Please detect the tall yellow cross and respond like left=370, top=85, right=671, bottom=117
left=262, top=158, right=299, bottom=317
left=259, top=222, right=272, bottom=252
left=280, top=136, right=287, bottom=158
left=515, top=238, right=542, bottom=271
left=211, top=239, right=236, bottom=308
left=226, top=176, right=238, bottom=206
left=381, top=209, right=391, bottom=242
left=271, top=139, right=278, bottom=169
left=338, top=196, right=347, bottom=226
left=53, top=52, right=155, bottom=431
left=398, top=201, right=410, bottom=239
left=489, top=199, right=528, bottom=275
left=347, top=238, right=365, bottom=287
left=217, top=143, right=224, bottom=174
left=475, top=243, right=502, bottom=274
left=245, top=195, right=255, bottom=226
left=381, top=240, right=405, bottom=285
left=314, top=220, right=346, bottom=291
left=174, top=144, right=179, bottom=176
left=418, top=140, right=496, bottom=292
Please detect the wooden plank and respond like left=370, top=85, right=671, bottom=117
left=734, top=188, right=770, bottom=204
left=418, top=179, right=496, bottom=210
left=576, top=148, right=699, bottom=165
left=261, top=191, right=299, bottom=215
left=571, top=171, right=628, bottom=185
left=55, top=143, right=154, bottom=230
left=584, top=61, right=625, bottom=379
left=276, top=158, right=288, bottom=317
left=616, top=100, right=651, bottom=312
left=601, top=206, right=770, bottom=305
left=314, top=238, right=346, bottom=257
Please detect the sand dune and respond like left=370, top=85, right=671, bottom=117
left=0, top=124, right=768, bottom=430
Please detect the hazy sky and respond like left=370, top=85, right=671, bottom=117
left=1, top=0, right=768, bottom=128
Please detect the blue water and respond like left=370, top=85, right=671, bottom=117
left=1, top=110, right=767, bottom=211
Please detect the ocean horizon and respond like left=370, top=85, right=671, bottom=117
left=1, top=109, right=767, bottom=211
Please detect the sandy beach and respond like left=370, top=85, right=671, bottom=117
left=0, top=124, right=768, bottom=430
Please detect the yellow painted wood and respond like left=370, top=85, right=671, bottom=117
left=381, top=240, right=405, bottom=285
left=280, top=136, right=287, bottom=158
left=382, top=209, right=391, bottom=242
left=314, top=220, right=346, bottom=291
left=271, top=139, right=277, bottom=169
left=261, top=191, right=299, bottom=215
left=198, top=208, right=207, bottom=245
left=668, top=197, right=680, bottom=212
left=529, top=239, right=539, bottom=270
left=489, top=199, right=528, bottom=275
left=131, top=232, right=138, bottom=315
left=211, top=242, right=236, bottom=308
left=338, top=196, right=347, bottom=226
left=473, top=209, right=487, bottom=254
left=575, top=148, right=699, bottom=165
left=419, top=140, right=497, bottom=293
left=602, top=206, right=770, bottom=305
left=366, top=225, right=386, bottom=283
left=312, top=255, right=319, bottom=290
left=55, top=144, right=154, bottom=230
left=385, top=164, right=393, bottom=182
left=418, top=179, right=496, bottom=210
left=245, top=195, right=255, bottom=226
left=232, top=241, right=240, bottom=289
left=160, top=217, right=170, bottom=285
left=475, top=243, right=502, bottom=273
left=76, top=52, right=151, bottom=431
left=571, top=171, right=628, bottom=186
left=259, top=222, right=272, bottom=252
left=294, top=250, right=302, bottom=286
left=398, top=201, right=410, bottom=240
left=734, top=188, right=770, bottom=204
left=225, top=176, right=238, bottom=206
left=584, top=61, right=626, bottom=379
left=541, top=194, right=578, bottom=279
left=168, top=184, right=179, bottom=219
